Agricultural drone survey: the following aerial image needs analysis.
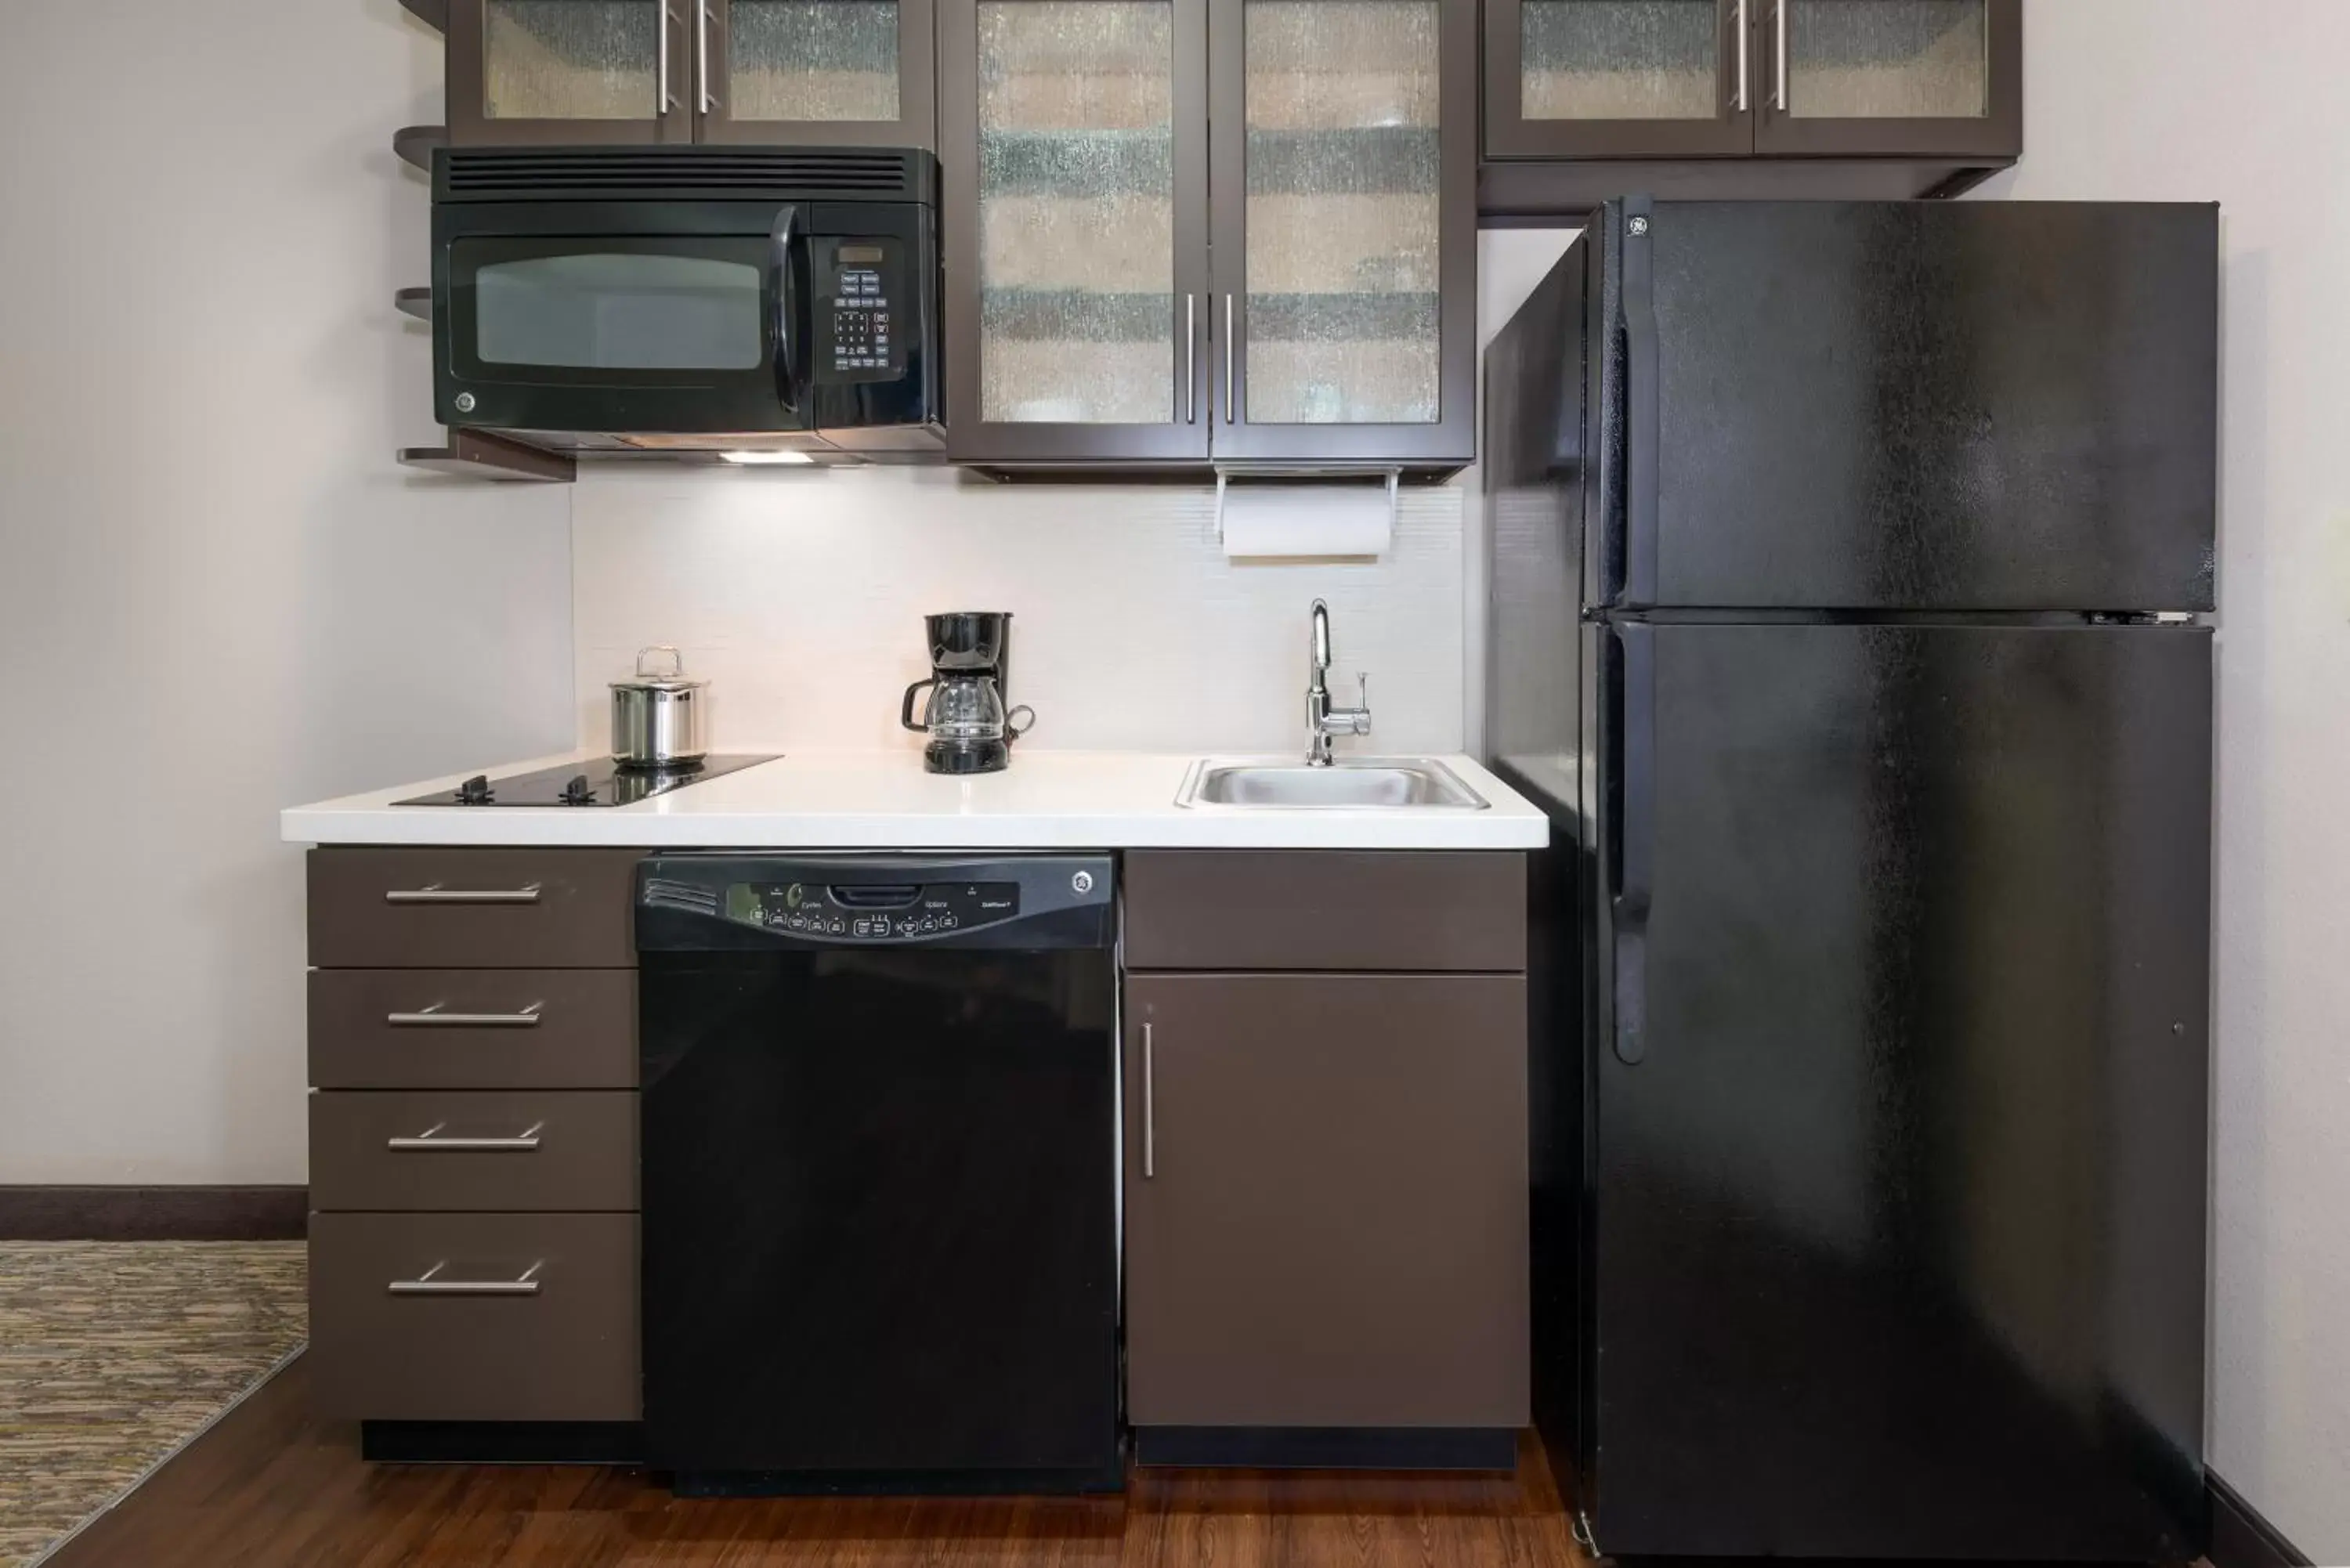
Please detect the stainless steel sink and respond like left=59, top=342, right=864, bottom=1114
left=1177, top=757, right=1489, bottom=811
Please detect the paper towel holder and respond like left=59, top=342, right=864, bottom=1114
left=1213, top=466, right=1402, bottom=552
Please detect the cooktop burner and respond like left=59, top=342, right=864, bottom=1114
left=394, top=754, right=780, bottom=808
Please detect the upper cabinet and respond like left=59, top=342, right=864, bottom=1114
left=443, top=0, right=936, bottom=149
left=1209, top=0, right=1476, bottom=466
left=700, top=0, right=938, bottom=144
left=1481, top=0, right=2017, bottom=195
left=1754, top=0, right=2017, bottom=158
left=1486, top=0, right=1749, bottom=158
left=940, top=0, right=1475, bottom=471
left=938, top=0, right=1211, bottom=466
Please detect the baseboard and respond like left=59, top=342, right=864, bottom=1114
left=2209, top=1472, right=2316, bottom=1568
left=0, top=1185, right=307, bottom=1241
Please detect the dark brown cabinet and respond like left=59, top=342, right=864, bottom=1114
left=1123, top=974, right=1529, bottom=1431
left=1480, top=0, right=2019, bottom=207
left=940, top=0, right=1476, bottom=471
left=1752, top=0, right=2019, bottom=159
left=441, top=0, right=935, bottom=150
left=1120, top=851, right=1529, bottom=1464
left=305, top=847, right=647, bottom=1430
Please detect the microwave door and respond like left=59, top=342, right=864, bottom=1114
left=439, top=231, right=789, bottom=437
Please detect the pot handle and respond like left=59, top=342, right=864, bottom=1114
left=636, top=645, right=686, bottom=678
left=1006, top=704, right=1036, bottom=739
left=900, top=677, right=936, bottom=732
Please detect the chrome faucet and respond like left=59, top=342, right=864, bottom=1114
left=1305, top=598, right=1372, bottom=767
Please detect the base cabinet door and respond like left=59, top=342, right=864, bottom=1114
left=1123, top=972, right=1528, bottom=1429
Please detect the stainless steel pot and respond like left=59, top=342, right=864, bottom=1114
left=609, top=645, right=710, bottom=768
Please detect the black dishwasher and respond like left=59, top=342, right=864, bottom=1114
left=636, top=854, right=1120, bottom=1494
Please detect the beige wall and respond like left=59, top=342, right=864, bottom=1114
left=1969, top=2, right=2350, bottom=1556
left=0, top=2, right=573, bottom=1183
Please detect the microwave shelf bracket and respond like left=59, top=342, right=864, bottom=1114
left=394, top=125, right=446, bottom=174
left=400, top=0, right=446, bottom=31
left=395, top=287, right=432, bottom=325
left=399, top=430, right=576, bottom=485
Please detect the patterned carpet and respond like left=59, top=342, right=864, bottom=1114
left=0, top=1242, right=307, bottom=1568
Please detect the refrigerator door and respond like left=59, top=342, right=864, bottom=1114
left=1587, top=621, right=2211, bottom=1559
left=1600, top=200, right=2218, bottom=612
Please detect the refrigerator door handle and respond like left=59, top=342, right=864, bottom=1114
left=1614, top=623, right=1655, bottom=1065
left=1620, top=196, right=1661, bottom=609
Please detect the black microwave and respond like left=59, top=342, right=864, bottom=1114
left=432, top=147, right=942, bottom=459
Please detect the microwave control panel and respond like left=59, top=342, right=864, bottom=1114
left=815, top=237, right=906, bottom=385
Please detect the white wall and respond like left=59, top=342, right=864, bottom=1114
left=1969, top=3, right=2350, bottom=1556
left=573, top=468, right=1465, bottom=756
left=0, top=2, right=573, bottom=1183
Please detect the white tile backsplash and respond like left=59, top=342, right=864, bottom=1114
left=572, top=464, right=1466, bottom=757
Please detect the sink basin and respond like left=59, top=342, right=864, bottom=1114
left=1177, top=757, right=1489, bottom=811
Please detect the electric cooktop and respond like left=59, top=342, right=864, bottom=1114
left=394, top=754, right=780, bottom=808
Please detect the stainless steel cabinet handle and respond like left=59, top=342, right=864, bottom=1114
left=1732, top=0, right=1748, bottom=112
left=1184, top=294, right=1197, bottom=425
left=659, top=2, right=674, bottom=111
left=386, top=1121, right=545, bottom=1153
left=1223, top=295, right=1235, bottom=425
left=1774, top=0, right=1788, bottom=111
left=388, top=1261, right=543, bottom=1296
left=386, top=1003, right=544, bottom=1028
left=698, top=0, right=715, bottom=114
left=1142, top=1021, right=1155, bottom=1180
left=382, top=883, right=541, bottom=905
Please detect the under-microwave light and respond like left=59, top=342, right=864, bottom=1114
left=719, top=450, right=816, bottom=466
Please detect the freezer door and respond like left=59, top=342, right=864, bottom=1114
left=1587, top=622, right=2211, bottom=1559
left=1603, top=201, right=2218, bottom=612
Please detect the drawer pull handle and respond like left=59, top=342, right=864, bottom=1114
left=385, top=1003, right=545, bottom=1029
left=385, top=1120, right=545, bottom=1153
left=383, top=883, right=543, bottom=905
left=387, top=1260, right=544, bottom=1296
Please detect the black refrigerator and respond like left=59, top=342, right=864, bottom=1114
left=1484, top=200, right=2216, bottom=1562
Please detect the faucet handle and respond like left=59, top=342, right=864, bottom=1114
left=1354, top=672, right=1373, bottom=733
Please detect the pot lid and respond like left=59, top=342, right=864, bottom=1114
left=609, top=645, right=707, bottom=692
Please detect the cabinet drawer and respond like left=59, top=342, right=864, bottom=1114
left=309, top=1091, right=638, bottom=1212
left=309, top=970, right=637, bottom=1089
left=309, top=1212, right=638, bottom=1422
left=1123, top=851, right=1527, bottom=972
left=308, top=848, right=642, bottom=968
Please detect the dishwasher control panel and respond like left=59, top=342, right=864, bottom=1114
left=729, top=880, right=1018, bottom=941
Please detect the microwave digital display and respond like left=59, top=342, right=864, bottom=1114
left=837, top=244, right=885, bottom=265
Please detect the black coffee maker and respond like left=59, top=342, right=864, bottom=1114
left=899, top=612, right=1035, bottom=775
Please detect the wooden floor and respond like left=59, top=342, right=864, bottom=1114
left=48, top=1356, right=1591, bottom=1568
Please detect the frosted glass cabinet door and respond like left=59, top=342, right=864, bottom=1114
left=940, top=0, right=1213, bottom=464
left=1755, top=0, right=2018, bottom=157
left=446, top=0, right=694, bottom=144
left=698, top=0, right=937, bottom=145
left=1210, top=0, right=1475, bottom=464
left=1484, top=0, right=1752, bottom=159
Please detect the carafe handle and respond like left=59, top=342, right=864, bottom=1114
left=900, top=677, right=937, bottom=733
left=1006, top=704, right=1036, bottom=739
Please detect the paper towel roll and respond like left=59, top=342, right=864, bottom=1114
left=1217, top=473, right=1397, bottom=560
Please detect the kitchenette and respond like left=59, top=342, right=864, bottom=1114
left=245, top=0, right=2225, bottom=1562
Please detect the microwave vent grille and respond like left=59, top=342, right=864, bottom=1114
left=437, top=147, right=929, bottom=202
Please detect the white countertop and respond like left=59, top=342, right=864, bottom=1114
left=280, top=749, right=1547, bottom=851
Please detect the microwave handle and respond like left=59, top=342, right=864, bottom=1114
left=773, top=204, right=803, bottom=417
